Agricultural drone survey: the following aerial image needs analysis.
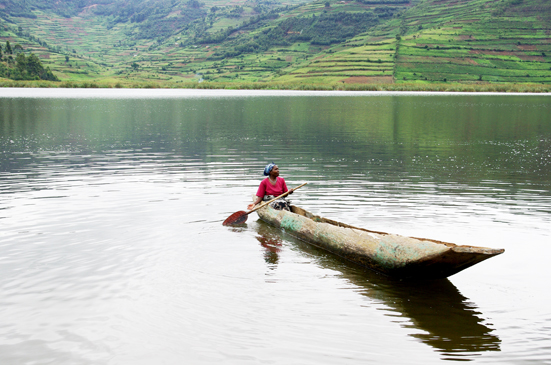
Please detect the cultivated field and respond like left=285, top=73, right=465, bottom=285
left=1, top=0, right=550, bottom=87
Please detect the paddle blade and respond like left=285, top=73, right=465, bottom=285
left=223, top=211, right=248, bottom=226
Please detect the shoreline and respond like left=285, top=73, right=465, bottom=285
left=1, top=80, right=551, bottom=95
left=1, top=87, right=550, bottom=98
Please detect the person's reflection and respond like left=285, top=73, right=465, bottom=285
left=255, top=223, right=283, bottom=269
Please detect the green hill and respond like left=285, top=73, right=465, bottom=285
left=0, top=0, right=550, bottom=87
left=396, top=0, right=551, bottom=83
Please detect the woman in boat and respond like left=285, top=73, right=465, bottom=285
left=247, top=162, right=292, bottom=211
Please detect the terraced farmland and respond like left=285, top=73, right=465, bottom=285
left=279, top=40, right=396, bottom=83
left=1, top=0, right=550, bottom=87
left=395, top=0, right=551, bottom=84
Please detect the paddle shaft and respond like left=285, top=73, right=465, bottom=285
left=247, top=182, right=307, bottom=215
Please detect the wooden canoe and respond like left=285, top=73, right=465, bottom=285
left=256, top=204, right=505, bottom=279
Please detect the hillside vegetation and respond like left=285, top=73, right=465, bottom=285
left=0, top=0, right=550, bottom=88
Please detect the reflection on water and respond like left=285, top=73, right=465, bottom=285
left=255, top=223, right=283, bottom=268
left=254, top=221, right=501, bottom=361
left=1, top=91, right=550, bottom=364
left=372, top=279, right=500, bottom=360
left=354, top=278, right=500, bottom=361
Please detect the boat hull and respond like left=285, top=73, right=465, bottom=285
left=257, top=205, right=504, bottom=279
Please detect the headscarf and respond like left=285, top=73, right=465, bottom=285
left=263, top=162, right=276, bottom=176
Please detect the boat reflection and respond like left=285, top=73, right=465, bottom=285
left=352, top=274, right=501, bottom=360
left=254, top=220, right=501, bottom=360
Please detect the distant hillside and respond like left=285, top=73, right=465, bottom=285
left=395, top=0, right=551, bottom=83
left=0, top=0, right=550, bottom=86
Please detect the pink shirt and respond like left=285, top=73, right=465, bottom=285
left=256, top=177, right=288, bottom=198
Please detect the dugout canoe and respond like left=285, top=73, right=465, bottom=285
left=256, top=204, right=504, bottom=279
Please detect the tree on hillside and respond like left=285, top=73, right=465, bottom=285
left=1, top=52, right=59, bottom=81
left=16, top=53, right=27, bottom=71
left=5, top=41, right=12, bottom=54
left=186, top=0, right=204, bottom=9
left=25, top=54, right=45, bottom=77
left=14, top=44, right=24, bottom=54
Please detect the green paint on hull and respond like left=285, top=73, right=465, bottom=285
left=281, top=214, right=304, bottom=232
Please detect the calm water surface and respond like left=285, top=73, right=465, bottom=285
left=1, top=89, right=550, bottom=364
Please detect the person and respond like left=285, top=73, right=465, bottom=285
left=247, top=162, right=292, bottom=211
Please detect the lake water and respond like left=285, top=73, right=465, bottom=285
left=0, top=89, right=550, bottom=364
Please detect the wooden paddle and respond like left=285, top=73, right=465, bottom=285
left=223, top=183, right=307, bottom=226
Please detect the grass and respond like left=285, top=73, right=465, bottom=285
left=1, top=78, right=550, bottom=93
